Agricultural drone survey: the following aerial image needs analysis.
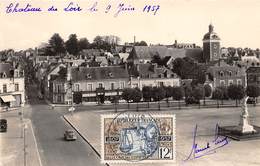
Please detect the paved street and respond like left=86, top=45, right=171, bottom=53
left=26, top=84, right=104, bottom=166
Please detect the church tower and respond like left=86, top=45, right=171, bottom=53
left=203, top=24, right=221, bottom=63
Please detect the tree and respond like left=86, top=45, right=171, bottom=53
left=227, top=84, right=245, bottom=107
left=122, top=88, right=134, bottom=109
left=78, top=38, right=90, bottom=51
left=246, top=85, right=260, bottom=106
left=204, top=84, right=212, bottom=105
left=164, top=86, right=173, bottom=107
left=135, top=41, right=148, bottom=46
left=192, top=85, right=205, bottom=108
left=152, top=87, right=166, bottom=110
left=48, top=33, right=65, bottom=56
left=131, top=88, right=142, bottom=111
left=172, top=86, right=184, bottom=109
left=65, top=34, right=79, bottom=56
left=73, top=92, right=82, bottom=104
left=142, top=86, right=153, bottom=108
left=212, top=87, right=224, bottom=108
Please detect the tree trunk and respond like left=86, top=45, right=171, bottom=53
left=147, top=101, right=150, bottom=108
left=217, top=99, right=219, bottom=108
left=254, top=97, right=256, bottom=107
left=127, top=101, right=129, bottom=109
left=158, top=101, right=160, bottom=111
left=166, top=98, right=169, bottom=107
left=136, top=102, right=139, bottom=111
left=178, top=100, right=181, bottom=110
left=236, top=99, right=238, bottom=107
left=203, top=96, right=206, bottom=106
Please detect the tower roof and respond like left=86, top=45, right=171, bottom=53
left=203, top=24, right=220, bottom=40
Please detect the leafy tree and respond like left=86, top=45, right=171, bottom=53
left=164, top=86, right=173, bottom=107
left=78, top=38, right=90, bottom=51
left=203, top=84, right=212, bottom=105
left=246, top=85, right=260, bottom=106
left=227, top=84, right=245, bottom=106
left=65, top=34, right=79, bottom=56
left=142, top=86, right=153, bottom=108
left=73, top=92, right=82, bottom=104
left=152, top=87, right=166, bottom=110
left=172, top=86, right=184, bottom=109
left=131, top=88, right=142, bottom=111
left=212, top=87, right=224, bottom=108
left=135, top=41, right=148, bottom=46
left=48, top=33, right=65, bottom=56
left=204, top=84, right=212, bottom=97
left=122, top=88, right=134, bottom=109
left=192, top=85, right=205, bottom=108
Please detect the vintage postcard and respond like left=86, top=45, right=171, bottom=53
left=1, top=0, right=260, bottom=166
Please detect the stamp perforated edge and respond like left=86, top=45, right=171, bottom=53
left=101, top=112, right=176, bottom=164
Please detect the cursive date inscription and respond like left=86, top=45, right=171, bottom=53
left=184, top=124, right=230, bottom=161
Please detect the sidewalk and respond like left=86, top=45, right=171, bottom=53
left=0, top=110, right=42, bottom=166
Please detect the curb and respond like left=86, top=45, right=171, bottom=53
left=62, top=115, right=109, bottom=166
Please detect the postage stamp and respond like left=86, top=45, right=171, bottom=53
left=101, top=112, right=176, bottom=163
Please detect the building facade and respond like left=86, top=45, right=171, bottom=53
left=0, top=63, right=25, bottom=108
left=247, top=67, right=260, bottom=87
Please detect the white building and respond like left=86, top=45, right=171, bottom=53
left=0, top=63, right=25, bottom=108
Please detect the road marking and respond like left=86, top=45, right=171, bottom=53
left=28, top=119, right=43, bottom=166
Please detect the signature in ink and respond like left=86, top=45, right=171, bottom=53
left=184, top=123, right=230, bottom=161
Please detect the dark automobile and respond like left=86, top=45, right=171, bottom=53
left=247, top=97, right=256, bottom=104
left=0, top=119, right=7, bottom=132
left=64, top=130, right=77, bottom=141
left=185, top=97, right=200, bottom=104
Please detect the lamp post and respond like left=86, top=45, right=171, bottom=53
left=23, top=123, right=28, bottom=166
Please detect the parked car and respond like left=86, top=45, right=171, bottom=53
left=0, top=119, right=7, bottom=132
left=247, top=97, right=256, bottom=104
left=64, top=130, right=77, bottom=141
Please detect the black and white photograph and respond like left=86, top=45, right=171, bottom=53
left=1, top=0, right=260, bottom=166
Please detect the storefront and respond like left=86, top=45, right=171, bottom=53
left=0, top=95, right=16, bottom=107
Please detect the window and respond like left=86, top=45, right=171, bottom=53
left=74, top=84, right=80, bottom=92
left=228, top=80, right=233, bottom=85
left=219, top=71, right=224, bottom=77
left=237, top=79, right=242, bottom=85
left=57, top=95, right=62, bottom=102
left=220, top=80, right=225, bottom=86
left=229, top=71, right=232, bottom=77
left=98, top=83, right=104, bottom=88
left=3, top=84, right=7, bottom=93
left=15, top=83, right=19, bottom=91
left=119, top=82, right=125, bottom=89
left=110, top=82, right=115, bottom=90
left=159, top=82, right=164, bottom=87
left=87, top=84, right=93, bottom=91
left=56, top=84, right=62, bottom=93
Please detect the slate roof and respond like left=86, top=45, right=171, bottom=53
left=71, top=66, right=129, bottom=81
left=128, top=46, right=202, bottom=62
left=129, top=63, right=177, bottom=79
left=247, top=67, right=260, bottom=73
left=0, top=63, right=12, bottom=78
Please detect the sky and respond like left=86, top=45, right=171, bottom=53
left=1, top=0, right=260, bottom=50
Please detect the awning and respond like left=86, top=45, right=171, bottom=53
left=0, top=95, right=16, bottom=102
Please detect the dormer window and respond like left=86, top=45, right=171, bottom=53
left=2, top=72, right=7, bottom=78
left=229, top=71, right=232, bottom=77
left=86, top=74, right=91, bottom=79
left=219, top=71, right=224, bottom=77
left=108, top=72, right=113, bottom=78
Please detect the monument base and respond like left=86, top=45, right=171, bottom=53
left=218, top=125, right=260, bottom=141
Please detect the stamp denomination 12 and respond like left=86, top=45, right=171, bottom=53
left=101, top=112, right=176, bottom=163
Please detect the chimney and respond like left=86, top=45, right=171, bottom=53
left=67, top=63, right=72, bottom=81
